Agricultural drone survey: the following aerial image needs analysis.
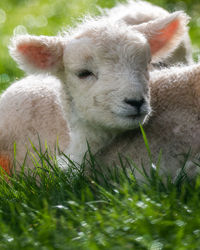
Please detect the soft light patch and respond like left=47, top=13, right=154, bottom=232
left=18, top=43, right=54, bottom=69
left=0, top=155, right=11, bottom=175
left=149, top=19, right=179, bottom=55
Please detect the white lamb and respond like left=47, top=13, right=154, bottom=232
left=0, top=11, right=188, bottom=173
left=97, top=63, right=200, bottom=179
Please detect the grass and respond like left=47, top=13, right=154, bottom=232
left=0, top=144, right=200, bottom=250
left=1, top=0, right=200, bottom=249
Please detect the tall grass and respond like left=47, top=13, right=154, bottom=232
left=0, top=133, right=200, bottom=249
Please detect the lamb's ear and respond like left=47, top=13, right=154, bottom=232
left=9, top=35, right=64, bottom=74
left=134, top=11, right=190, bottom=61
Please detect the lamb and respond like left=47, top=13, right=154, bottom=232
left=97, top=63, right=200, bottom=179
left=1, top=11, right=188, bottom=173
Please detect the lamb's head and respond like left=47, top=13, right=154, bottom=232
left=10, top=12, right=188, bottom=132
left=61, top=24, right=152, bottom=131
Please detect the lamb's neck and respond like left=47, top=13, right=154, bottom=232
left=65, top=120, right=116, bottom=164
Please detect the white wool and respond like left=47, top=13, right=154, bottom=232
left=0, top=76, right=69, bottom=168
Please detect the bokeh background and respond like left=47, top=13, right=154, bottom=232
left=0, top=0, right=200, bottom=92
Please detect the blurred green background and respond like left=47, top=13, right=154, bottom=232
left=0, top=0, right=200, bottom=92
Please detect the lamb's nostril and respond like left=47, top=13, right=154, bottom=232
left=124, top=98, right=144, bottom=111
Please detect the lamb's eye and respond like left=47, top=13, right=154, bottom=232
left=77, top=70, right=94, bottom=79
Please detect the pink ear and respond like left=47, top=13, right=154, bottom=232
left=10, top=35, right=63, bottom=74
left=149, top=19, right=179, bottom=55
left=133, top=11, right=189, bottom=60
left=17, top=42, right=58, bottom=69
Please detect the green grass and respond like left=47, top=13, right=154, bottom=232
left=1, top=0, right=200, bottom=249
left=0, top=144, right=200, bottom=250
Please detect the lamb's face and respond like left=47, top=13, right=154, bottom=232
left=63, top=28, right=151, bottom=130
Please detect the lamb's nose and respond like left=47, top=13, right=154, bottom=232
left=124, top=98, right=144, bottom=112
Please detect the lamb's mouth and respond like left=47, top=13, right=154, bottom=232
left=113, top=108, right=149, bottom=122
left=121, top=111, right=148, bottom=120
left=126, top=113, right=143, bottom=119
